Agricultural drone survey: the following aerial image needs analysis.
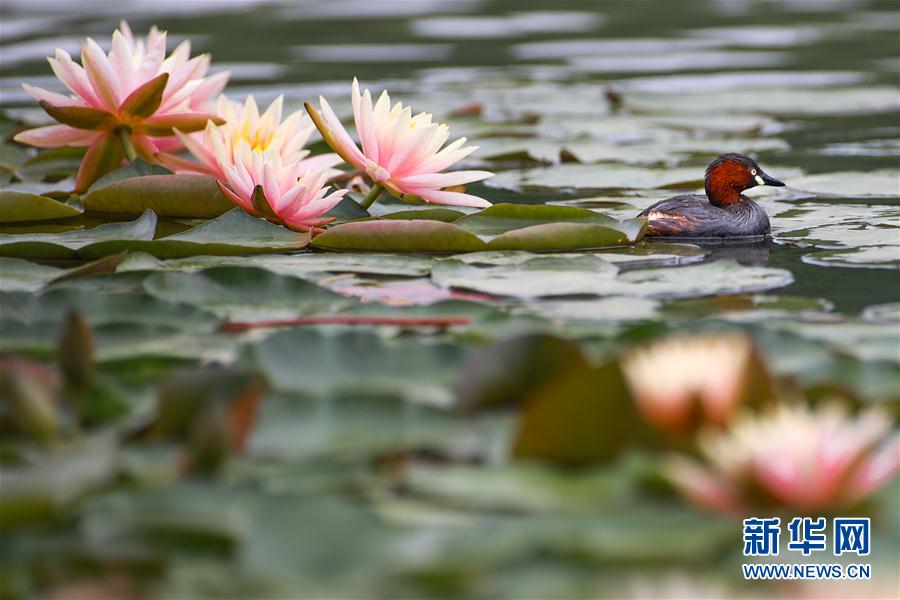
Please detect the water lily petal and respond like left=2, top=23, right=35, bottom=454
left=14, top=124, right=101, bottom=148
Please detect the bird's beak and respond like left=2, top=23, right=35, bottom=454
left=755, top=169, right=785, bottom=187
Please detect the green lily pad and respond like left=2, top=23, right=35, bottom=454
left=151, top=252, right=434, bottom=278
left=0, top=190, right=83, bottom=223
left=433, top=255, right=619, bottom=298
left=0, top=210, right=157, bottom=259
left=312, top=204, right=646, bottom=253
left=0, top=257, right=62, bottom=291
left=252, top=329, right=469, bottom=404
left=803, top=245, right=899, bottom=269
left=0, top=209, right=311, bottom=260
left=513, top=361, right=647, bottom=465
left=1, top=287, right=219, bottom=332
left=83, top=173, right=234, bottom=218
left=453, top=203, right=617, bottom=235
left=142, top=266, right=352, bottom=320
left=432, top=257, right=793, bottom=299
left=788, top=170, right=900, bottom=198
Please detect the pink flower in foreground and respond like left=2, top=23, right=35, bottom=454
left=666, top=403, right=899, bottom=513
left=162, top=95, right=346, bottom=231
left=621, top=333, right=757, bottom=434
left=306, top=78, right=493, bottom=208
left=14, top=21, right=228, bottom=191
left=213, top=145, right=347, bottom=232
left=157, top=94, right=341, bottom=179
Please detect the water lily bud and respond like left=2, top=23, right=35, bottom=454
left=187, top=406, right=231, bottom=475
left=0, top=359, right=60, bottom=445
left=57, top=310, right=94, bottom=389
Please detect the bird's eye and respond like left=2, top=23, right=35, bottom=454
left=751, top=169, right=757, bottom=175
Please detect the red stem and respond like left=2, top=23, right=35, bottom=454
left=219, top=315, right=472, bottom=332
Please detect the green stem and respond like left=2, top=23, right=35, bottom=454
left=359, top=183, right=383, bottom=210
left=117, top=127, right=137, bottom=162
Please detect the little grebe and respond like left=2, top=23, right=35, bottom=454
left=639, top=153, right=785, bottom=237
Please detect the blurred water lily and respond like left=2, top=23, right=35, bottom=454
left=157, top=94, right=341, bottom=179
left=14, top=21, right=228, bottom=191
left=306, top=78, right=493, bottom=209
left=621, top=333, right=757, bottom=434
left=666, top=403, right=899, bottom=513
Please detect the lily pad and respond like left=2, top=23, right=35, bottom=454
left=83, top=173, right=235, bottom=218
left=0, top=209, right=311, bottom=260
left=433, top=258, right=793, bottom=299
left=0, top=190, right=83, bottom=223
left=454, top=204, right=617, bottom=235
left=432, top=255, right=619, bottom=298
left=0, top=210, right=157, bottom=259
left=252, top=328, right=469, bottom=404
left=788, top=171, right=900, bottom=198
left=312, top=205, right=647, bottom=253
left=0, top=257, right=61, bottom=291
left=803, top=245, right=899, bottom=270
left=143, top=266, right=351, bottom=320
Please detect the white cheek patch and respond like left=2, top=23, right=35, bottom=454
left=755, top=175, right=765, bottom=186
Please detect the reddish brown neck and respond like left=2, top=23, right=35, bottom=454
left=705, top=163, right=748, bottom=207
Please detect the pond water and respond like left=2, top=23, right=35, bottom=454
left=2, top=0, right=898, bottom=311
left=0, top=0, right=898, bottom=598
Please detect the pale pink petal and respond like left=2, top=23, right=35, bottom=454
left=22, top=83, right=78, bottom=107
left=80, top=38, right=121, bottom=110
left=665, top=457, right=742, bottom=514
left=319, top=96, right=366, bottom=169
left=395, top=170, right=493, bottom=189
left=14, top=124, right=101, bottom=148
left=357, top=88, right=379, bottom=164
left=49, top=50, right=102, bottom=108
left=413, top=188, right=491, bottom=208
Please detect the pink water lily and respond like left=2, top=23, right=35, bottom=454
left=666, top=403, right=899, bottom=513
left=14, top=21, right=228, bottom=191
left=306, top=78, right=493, bottom=209
left=214, top=144, right=347, bottom=232
left=157, top=94, right=341, bottom=179
left=621, top=333, right=757, bottom=434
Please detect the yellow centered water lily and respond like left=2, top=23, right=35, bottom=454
left=166, top=95, right=346, bottom=232
left=14, top=21, right=228, bottom=191
left=306, top=78, right=493, bottom=209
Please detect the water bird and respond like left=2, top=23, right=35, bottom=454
left=639, top=153, right=785, bottom=237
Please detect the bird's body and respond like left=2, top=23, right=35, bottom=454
left=639, top=193, right=770, bottom=237
left=639, top=153, right=785, bottom=238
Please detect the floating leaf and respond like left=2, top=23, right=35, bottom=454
left=313, top=219, right=487, bottom=253
left=513, top=361, right=646, bottom=465
left=454, top=203, right=617, bottom=235
left=456, top=333, right=589, bottom=412
left=143, top=266, right=351, bottom=320
left=252, top=329, right=468, bottom=404
left=0, top=190, right=82, bottom=223
left=432, top=257, right=793, bottom=299
left=788, top=170, right=900, bottom=198
left=433, top=255, right=619, bottom=298
left=0, top=257, right=62, bottom=292
left=83, top=173, right=234, bottom=218
left=312, top=205, right=646, bottom=253
left=0, top=210, right=157, bottom=259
